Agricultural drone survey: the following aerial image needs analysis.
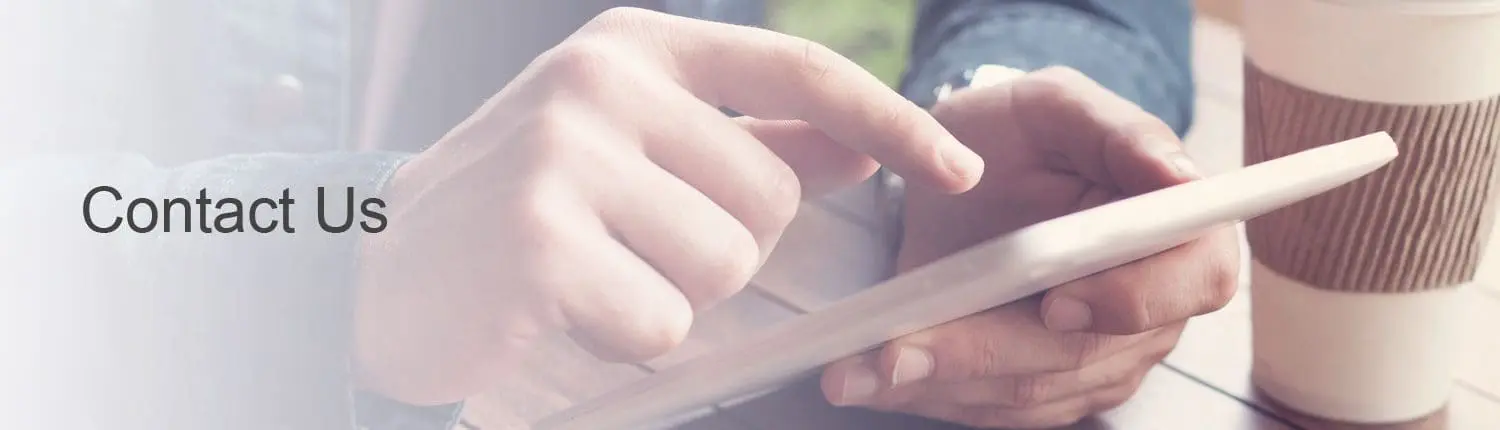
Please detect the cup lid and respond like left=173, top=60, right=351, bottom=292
left=1317, top=0, right=1500, bottom=14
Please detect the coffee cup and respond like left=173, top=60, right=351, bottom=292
left=1242, top=0, right=1500, bottom=423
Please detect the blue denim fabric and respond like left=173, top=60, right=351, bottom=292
left=98, top=0, right=358, bottom=165
left=901, top=0, right=1195, bottom=135
left=3, top=1, right=1191, bottom=429
left=882, top=0, right=1196, bottom=258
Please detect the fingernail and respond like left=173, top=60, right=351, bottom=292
left=1044, top=297, right=1093, bottom=332
left=1147, top=136, right=1201, bottom=180
left=890, top=346, right=933, bottom=387
left=944, top=140, right=985, bottom=184
left=835, top=363, right=880, bottom=406
left=1167, top=151, right=1202, bottom=179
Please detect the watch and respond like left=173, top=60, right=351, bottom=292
left=877, top=64, right=1028, bottom=248
left=933, top=64, right=1030, bottom=101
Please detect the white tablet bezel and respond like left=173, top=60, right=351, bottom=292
left=536, top=132, right=1400, bottom=430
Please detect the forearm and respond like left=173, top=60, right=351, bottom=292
left=901, top=0, right=1195, bottom=135
left=0, top=152, right=459, bottom=430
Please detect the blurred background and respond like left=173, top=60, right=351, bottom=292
left=770, top=0, right=1240, bottom=88
left=769, top=0, right=917, bottom=87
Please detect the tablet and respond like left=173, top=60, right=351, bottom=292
left=535, top=132, right=1400, bottom=430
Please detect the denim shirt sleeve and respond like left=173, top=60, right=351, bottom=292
left=876, top=0, right=1196, bottom=245
left=0, top=152, right=459, bottom=430
left=899, top=0, right=1196, bottom=136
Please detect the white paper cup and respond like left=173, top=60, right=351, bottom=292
left=1245, top=0, right=1500, bottom=106
left=1249, top=263, right=1464, bottom=423
left=1243, top=0, right=1500, bottom=423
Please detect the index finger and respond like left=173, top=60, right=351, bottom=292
left=586, top=8, right=983, bottom=193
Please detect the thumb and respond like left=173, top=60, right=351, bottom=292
left=1006, top=67, right=1203, bottom=195
left=1097, top=132, right=1203, bottom=195
left=740, top=118, right=881, bottom=197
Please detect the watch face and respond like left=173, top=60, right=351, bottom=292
left=876, top=168, right=907, bottom=248
left=969, top=65, right=1028, bottom=89
left=934, top=83, right=956, bottom=102
left=936, top=65, right=1029, bottom=103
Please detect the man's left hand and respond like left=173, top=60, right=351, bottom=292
left=819, top=67, right=1241, bottom=429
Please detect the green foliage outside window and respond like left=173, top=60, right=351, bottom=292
left=768, top=0, right=917, bottom=88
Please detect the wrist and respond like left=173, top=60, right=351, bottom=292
left=350, top=152, right=468, bottom=429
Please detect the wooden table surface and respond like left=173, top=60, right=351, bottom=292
left=458, top=18, right=1500, bottom=430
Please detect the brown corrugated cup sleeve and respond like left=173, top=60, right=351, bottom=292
left=1244, top=61, right=1500, bottom=294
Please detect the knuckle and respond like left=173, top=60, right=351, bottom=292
left=1207, top=272, right=1238, bottom=313
left=1118, top=288, right=1158, bottom=334
left=776, top=37, right=838, bottom=87
left=523, top=105, right=577, bottom=146
left=761, top=169, right=803, bottom=229
left=1063, top=334, right=1110, bottom=370
left=505, top=201, right=580, bottom=295
left=1204, top=243, right=1241, bottom=312
left=628, top=307, right=693, bottom=359
left=516, top=107, right=593, bottom=168
left=590, top=6, right=658, bottom=27
left=701, top=230, right=762, bottom=297
left=660, top=305, right=695, bottom=348
left=1004, top=375, right=1052, bottom=408
left=1145, top=344, right=1174, bottom=367
left=542, top=39, right=622, bottom=87
left=877, top=100, right=924, bottom=136
left=870, top=101, right=938, bottom=161
left=1095, top=374, right=1150, bottom=412
left=581, top=7, right=671, bottom=46
left=950, top=333, right=1008, bottom=379
left=675, top=221, right=761, bottom=310
left=507, top=186, right=573, bottom=250
left=508, top=180, right=561, bottom=231
left=1094, top=391, right=1134, bottom=412
left=904, top=329, right=986, bottom=380
left=1088, top=273, right=1157, bottom=334
left=978, top=354, right=1008, bottom=380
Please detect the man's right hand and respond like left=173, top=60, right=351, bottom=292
left=351, top=7, right=983, bottom=405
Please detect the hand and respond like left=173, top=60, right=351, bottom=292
left=351, top=7, right=985, bottom=405
left=820, top=67, right=1240, bottom=428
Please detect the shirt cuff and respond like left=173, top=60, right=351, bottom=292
left=352, top=389, right=465, bottom=430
